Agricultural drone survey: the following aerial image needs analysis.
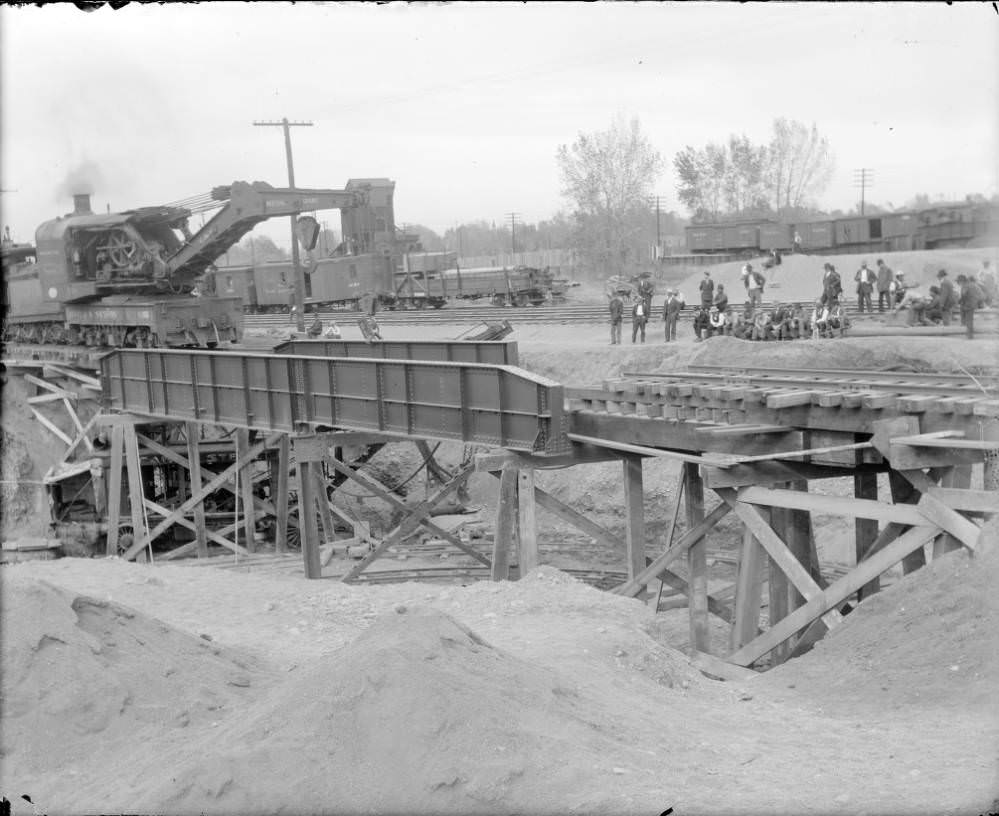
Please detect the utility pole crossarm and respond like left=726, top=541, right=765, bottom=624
left=253, top=117, right=315, bottom=331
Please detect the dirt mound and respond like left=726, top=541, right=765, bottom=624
left=757, top=525, right=999, bottom=715
left=117, top=605, right=677, bottom=815
left=0, top=573, right=267, bottom=802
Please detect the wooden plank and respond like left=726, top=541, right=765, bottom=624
left=701, top=461, right=882, bottom=489
left=767, top=501, right=789, bottom=664
left=888, top=442, right=984, bottom=470
left=690, top=650, right=758, bottom=682
left=566, top=433, right=712, bottom=465
left=695, top=424, right=792, bottom=436
left=892, top=437, right=999, bottom=450
left=728, top=525, right=941, bottom=666
left=474, top=446, right=619, bottom=472
left=27, top=392, right=72, bottom=405
left=862, top=393, right=899, bottom=410
left=766, top=390, right=819, bottom=409
left=491, top=465, right=518, bottom=580
left=657, top=569, right=734, bottom=624
left=24, top=373, right=71, bottom=395
left=105, top=424, right=124, bottom=556
left=701, top=441, right=873, bottom=469
left=183, top=425, right=208, bottom=558
left=61, top=398, right=92, bottom=453
left=43, top=365, right=101, bottom=390
left=518, top=469, right=539, bottom=576
left=274, top=435, right=291, bottom=553
left=934, top=467, right=972, bottom=557
left=785, top=481, right=815, bottom=631
left=927, top=487, right=999, bottom=515
left=612, top=502, right=730, bottom=597
left=889, top=469, right=926, bottom=575
left=623, top=456, right=646, bottom=581
left=715, top=488, right=843, bottom=630
left=685, top=462, right=710, bottom=655
left=30, top=407, right=72, bottom=446
left=313, top=467, right=337, bottom=545
left=122, top=424, right=149, bottom=559
left=737, top=486, right=928, bottom=525
left=528, top=483, right=625, bottom=550
left=854, top=471, right=880, bottom=600
left=298, top=461, right=322, bottom=579
left=58, top=414, right=99, bottom=466
left=235, top=430, right=257, bottom=554
left=917, top=493, right=981, bottom=552
left=730, top=526, right=765, bottom=653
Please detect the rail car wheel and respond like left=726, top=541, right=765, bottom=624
left=115, top=525, right=135, bottom=556
left=514, top=294, right=529, bottom=308
left=106, top=229, right=140, bottom=267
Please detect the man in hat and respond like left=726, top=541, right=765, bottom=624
left=980, top=259, right=997, bottom=307
left=937, top=269, right=956, bottom=326
left=889, top=270, right=908, bottom=306
left=875, top=259, right=894, bottom=312
left=699, top=270, right=715, bottom=308
left=854, top=261, right=874, bottom=313
left=608, top=293, right=624, bottom=345
left=662, top=288, right=682, bottom=342
left=743, top=263, right=764, bottom=313
left=713, top=283, right=729, bottom=313
left=821, top=263, right=842, bottom=306
left=957, top=273, right=985, bottom=339
left=631, top=298, right=648, bottom=344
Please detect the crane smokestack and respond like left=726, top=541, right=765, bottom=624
left=73, top=193, right=93, bottom=216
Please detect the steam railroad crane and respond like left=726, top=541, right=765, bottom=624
left=2, top=181, right=365, bottom=348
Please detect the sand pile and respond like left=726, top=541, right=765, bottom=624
left=1, top=573, right=268, bottom=806
left=759, top=528, right=999, bottom=713
left=111, top=605, right=685, bottom=815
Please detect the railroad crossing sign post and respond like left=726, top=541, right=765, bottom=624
left=253, top=117, right=314, bottom=332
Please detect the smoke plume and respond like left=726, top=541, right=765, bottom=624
left=55, top=160, right=104, bottom=202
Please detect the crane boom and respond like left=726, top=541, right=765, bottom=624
left=165, top=181, right=364, bottom=285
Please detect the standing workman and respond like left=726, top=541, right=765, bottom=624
left=713, top=284, right=728, bottom=314
left=609, top=295, right=624, bottom=345
left=854, top=261, right=874, bottom=313
left=875, top=259, right=894, bottom=312
left=631, top=298, right=648, bottom=344
left=936, top=269, right=956, bottom=326
left=957, top=274, right=985, bottom=339
left=699, top=271, right=715, bottom=308
left=662, top=288, right=682, bottom=342
left=742, top=263, right=764, bottom=313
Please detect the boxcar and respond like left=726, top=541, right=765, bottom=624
left=794, top=220, right=835, bottom=250
left=721, top=224, right=759, bottom=251
left=685, top=225, right=727, bottom=253
left=759, top=223, right=792, bottom=251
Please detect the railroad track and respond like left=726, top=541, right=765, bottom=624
left=243, top=302, right=999, bottom=329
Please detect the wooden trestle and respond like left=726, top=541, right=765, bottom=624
left=14, top=345, right=999, bottom=673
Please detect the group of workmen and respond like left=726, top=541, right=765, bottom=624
left=607, top=256, right=997, bottom=344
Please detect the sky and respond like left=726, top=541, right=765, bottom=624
left=1, top=2, right=997, bottom=249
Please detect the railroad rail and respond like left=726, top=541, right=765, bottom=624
left=243, top=302, right=999, bottom=328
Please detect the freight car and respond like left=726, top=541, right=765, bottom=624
left=683, top=201, right=999, bottom=257
left=224, top=251, right=558, bottom=312
left=2, top=180, right=380, bottom=349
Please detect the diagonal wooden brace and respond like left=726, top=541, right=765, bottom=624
left=341, top=461, right=477, bottom=582
left=715, top=487, right=844, bottom=630
left=327, top=457, right=489, bottom=567
left=121, top=434, right=281, bottom=560
left=728, top=525, right=941, bottom=666
left=612, top=502, right=730, bottom=597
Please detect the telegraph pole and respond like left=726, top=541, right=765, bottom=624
left=506, top=212, right=520, bottom=260
left=853, top=168, right=875, bottom=216
left=253, top=117, right=313, bottom=331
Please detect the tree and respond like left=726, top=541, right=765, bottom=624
left=766, top=118, right=835, bottom=215
left=674, top=136, right=769, bottom=222
left=556, top=116, right=664, bottom=278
